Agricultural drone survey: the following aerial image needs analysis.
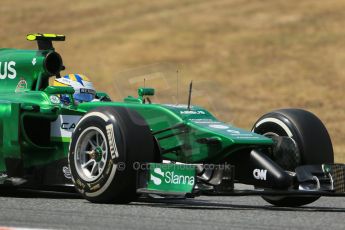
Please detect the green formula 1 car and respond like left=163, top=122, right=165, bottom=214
left=0, top=34, right=344, bottom=206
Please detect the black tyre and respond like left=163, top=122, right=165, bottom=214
left=252, top=108, right=334, bottom=207
left=69, top=107, right=155, bottom=203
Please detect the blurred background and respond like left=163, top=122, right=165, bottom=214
left=1, top=0, right=345, bottom=161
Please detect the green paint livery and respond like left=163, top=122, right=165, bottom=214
left=0, top=36, right=273, bottom=174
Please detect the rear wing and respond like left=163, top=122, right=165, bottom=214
left=27, top=33, right=65, bottom=50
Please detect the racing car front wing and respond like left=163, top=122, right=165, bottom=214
left=136, top=155, right=345, bottom=197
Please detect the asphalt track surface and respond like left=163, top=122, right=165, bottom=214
left=0, top=187, right=344, bottom=230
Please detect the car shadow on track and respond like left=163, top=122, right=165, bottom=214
left=136, top=197, right=345, bottom=213
left=1, top=189, right=344, bottom=213
left=0, top=188, right=82, bottom=199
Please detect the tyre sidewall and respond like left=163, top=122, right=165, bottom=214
left=68, top=110, right=131, bottom=201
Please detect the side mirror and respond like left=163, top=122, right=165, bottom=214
left=138, top=87, right=155, bottom=97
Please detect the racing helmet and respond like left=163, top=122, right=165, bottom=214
left=53, top=74, right=96, bottom=104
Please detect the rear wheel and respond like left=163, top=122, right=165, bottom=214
left=69, top=107, right=156, bottom=203
left=252, top=108, right=334, bottom=207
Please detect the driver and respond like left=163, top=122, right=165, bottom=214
left=53, top=74, right=96, bottom=104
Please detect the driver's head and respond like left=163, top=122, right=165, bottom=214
left=53, top=74, right=96, bottom=104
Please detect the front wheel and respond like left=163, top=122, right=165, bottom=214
left=252, top=108, right=334, bottom=207
left=69, top=107, right=156, bottom=203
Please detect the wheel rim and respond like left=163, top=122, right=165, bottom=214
left=261, top=128, right=303, bottom=202
left=263, top=130, right=300, bottom=169
left=74, top=127, right=108, bottom=182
